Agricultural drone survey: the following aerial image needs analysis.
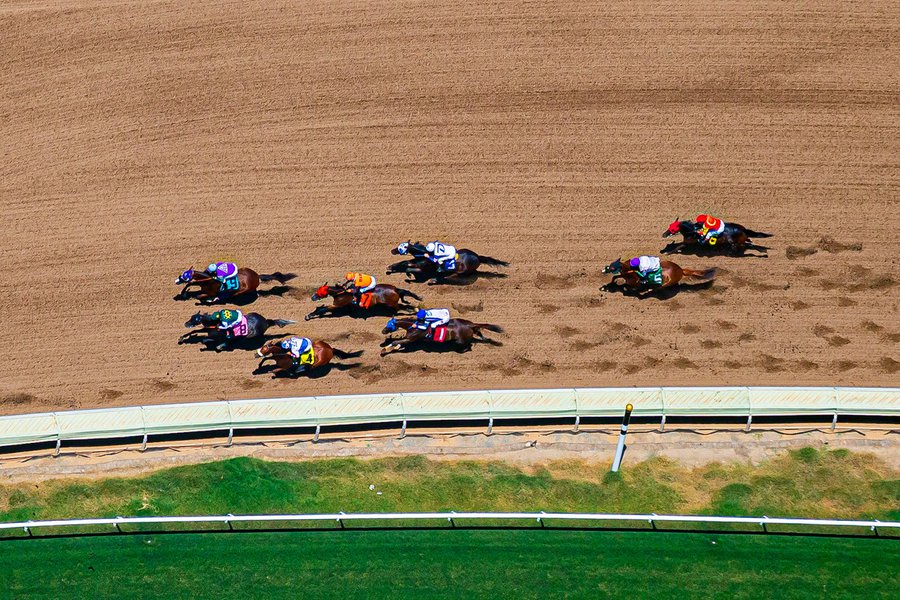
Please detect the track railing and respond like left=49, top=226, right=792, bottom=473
left=1, top=512, right=897, bottom=538
left=1, top=386, right=897, bottom=451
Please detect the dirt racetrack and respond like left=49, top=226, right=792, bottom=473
left=1, top=1, right=898, bottom=414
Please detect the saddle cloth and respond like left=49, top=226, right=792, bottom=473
left=432, top=326, right=449, bottom=343
left=298, top=348, right=316, bottom=365
left=359, top=292, right=374, bottom=309
left=647, top=268, right=664, bottom=286
left=220, top=275, right=240, bottom=292
left=231, top=315, right=249, bottom=337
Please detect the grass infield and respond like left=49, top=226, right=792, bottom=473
left=1, top=529, right=897, bottom=599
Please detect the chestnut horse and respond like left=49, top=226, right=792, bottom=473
left=380, top=317, right=503, bottom=355
left=256, top=338, right=363, bottom=377
left=662, top=219, right=772, bottom=257
left=175, top=267, right=297, bottom=303
left=306, top=283, right=421, bottom=320
left=386, top=241, right=509, bottom=283
left=601, top=258, right=716, bottom=297
left=179, top=311, right=295, bottom=352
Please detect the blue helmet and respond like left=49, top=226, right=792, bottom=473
left=280, top=340, right=291, bottom=350
left=396, top=242, right=409, bottom=255
left=416, top=309, right=427, bottom=320
left=385, top=318, right=397, bottom=332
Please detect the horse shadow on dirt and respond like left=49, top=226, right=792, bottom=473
left=179, top=333, right=292, bottom=353
left=400, top=271, right=508, bottom=287
left=306, top=304, right=418, bottom=321
left=252, top=361, right=363, bottom=379
left=173, top=286, right=296, bottom=307
left=660, top=242, right=769, bottom=258
left=378, top=337, right=503, bottom=354
left=601, top=279, right=715, bottom=300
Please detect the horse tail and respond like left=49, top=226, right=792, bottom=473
left=741, top=228, right=773, bottom=239
left=473, top=323, right=504, bottom=334
left=267, top=318, right=297, bottom=328
left=477, top=255, right=509, bottom=267
left=259, top=272, right=298, bottom=283
left=396, top=288, right=423, bottom=303
left=682, top=268, right=717, bottom=281
left=331, top=348, right=363, bottom=360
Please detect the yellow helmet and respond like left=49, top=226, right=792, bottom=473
left=345, top=272, right=356, bottom=281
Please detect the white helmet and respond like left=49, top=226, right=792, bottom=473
left=426, top=242, right=436, bottom=253
left=207, top=263, right=217, bottom=273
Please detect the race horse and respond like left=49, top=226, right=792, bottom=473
left=601, top=258, right=716, bottom=297
left=306, top=282, right=421, bottom=320
left=255, top=338, right=363, bottom=377
left=386, top=241, right=509, bottom=283
left=179, top=311, right=296, bottom=352
left=662, top=218, right=773, bottom=257
left=175, top=266, right=297, bottom=303
left=380, top=317, right=503, bottom=355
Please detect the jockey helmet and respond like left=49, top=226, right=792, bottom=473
left=207, top=263, right=217, bottom=273
left=385, top=318, right=397, bottom=332
left=426, top=242, right=436, bottom=253
left=628, top=257, right=641, bottom=269
left=345, top=272, right=356, bottom=281
left=280, top=340, right=291, bottom=350
left=416, top=309, right=427, bottom=320
left=397, top=242, right=409, bottom=255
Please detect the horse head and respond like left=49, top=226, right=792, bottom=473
left=392, top=241, right=411, bottom=256
left=257, top=338, right=285, bottom=358
left=602, top=258, right=624, bottom=275
left=176, top=266, right=195, bottom=284
left=184, top=311, right=206, bottom=328
left=311, top=282, right=334, bottom=301
left=663, top=218, right=682, bottom=238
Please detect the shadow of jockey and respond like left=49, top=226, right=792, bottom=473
left=423, top=240, right=457, bottom=273
left=341, top=272, right=378, bottom=305
left=205, top=261, right=240, bottom=292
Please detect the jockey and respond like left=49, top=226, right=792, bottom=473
left=425, top=241, right=457, bottom=272
left=695, top=214, right=725, bottom=245
left=210, top=308, right=243, bottom=336
left=627, top=256, right=663, bottom=286
left=413, top=308, right=451, bottom=337
left=343, top=272, right=377, bottom=304
left=205, top=261, right=238, bottom=282
left=281, top=337, right=313, bottom=361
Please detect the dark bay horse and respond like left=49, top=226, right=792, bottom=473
left=255, top=338, right=363, bottom=377
left=662, top=219, right=772, bottom=257
left=179, top=311, right=296, bottom=352
left=175, top=267, right=297, bottom=303
left=602, top=258, right=716, bottom=297
left=386, top=241, right=509, bottom=283
left=380, top=317, right=503, bottom=355
left=306, top=283, right=421, bottom=320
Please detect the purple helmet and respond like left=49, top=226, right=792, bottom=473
left=629, top=257, right=641, bottom=269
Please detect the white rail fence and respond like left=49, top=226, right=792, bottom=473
left=1, top=512, right=897, bottom=538
left=0, top=386, right=897, bottom=451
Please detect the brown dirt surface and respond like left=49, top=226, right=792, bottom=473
left=1, top=1, right=898, bottom=415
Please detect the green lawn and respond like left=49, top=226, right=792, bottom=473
left=1, top=530, right=897, bottom=599
left=1, top=448, right=898, bottom=526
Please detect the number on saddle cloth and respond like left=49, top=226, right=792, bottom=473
left=230, top=315, right=249, bottom=337
left=220, top=275, right=240, bottom=292
left=298, top=348, right=315, bottom=365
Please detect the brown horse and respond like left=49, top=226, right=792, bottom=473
left=306, top=282, right=421, bottom=320
left=601, top=258, right=716, bottom=297
left=175, top=267, right=296, bottom=303
left=255, top=338, right=363, bottom=377
left=380, top=317, right=503, bottom=355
